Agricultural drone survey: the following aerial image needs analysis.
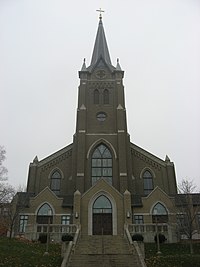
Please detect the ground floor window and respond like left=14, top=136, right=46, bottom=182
left=19, top=215, right=28, bottom=233
left=134, top=215, right=144, bottom=224
left=61, top=215, right=72, bottom=225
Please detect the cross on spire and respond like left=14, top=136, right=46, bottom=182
left=96, top=8, right=105, bottom=19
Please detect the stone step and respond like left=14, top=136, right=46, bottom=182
left=67, top=235, right=142, bottom=267
left=68, top=254, right=139, bottom=267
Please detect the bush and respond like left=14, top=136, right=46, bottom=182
left=61, top=234, right=73, bottom=242
left=132, top=233, right=144, bottom=242
left=38, top=234, right=47, bottom=243
left=154, top=233, right=166, bottom=244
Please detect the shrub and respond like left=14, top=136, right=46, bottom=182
left=38, top=234, right=47, bottom=244
left=132, top=233, right=144, bottom=242
left=154, top=233, right=166, bottom=244
left=61, top=234, right=73, bottom=242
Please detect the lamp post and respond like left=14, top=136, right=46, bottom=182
left=154, top=208, right=161, bottom=255
left=44, top=209, right=52, bottom=256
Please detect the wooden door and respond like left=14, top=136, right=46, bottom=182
left=93, top=213, right=112, bottom=235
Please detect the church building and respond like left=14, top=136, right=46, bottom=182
left=12, top=15, right=179, bottom=243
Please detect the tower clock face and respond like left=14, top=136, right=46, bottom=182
left=95, top=69, right=107, bottom=79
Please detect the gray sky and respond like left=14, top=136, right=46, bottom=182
left=1, top=0, right=200, bottom=190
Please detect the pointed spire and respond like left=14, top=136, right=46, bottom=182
left=81, top=58, right=87, bottom=71
left=90, top=17, right=112, bottom=66
left=116, top=58, right=122, bottom=70
left=165, top=155, right=171, bottom=162
left=32, top=156, right=38, bottom=165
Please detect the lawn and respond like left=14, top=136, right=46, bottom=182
left=145, top=242, right=200, bottom=267
left=1, top=237, right=200, bottom=267
left=0, top=237, right=62, bottom=267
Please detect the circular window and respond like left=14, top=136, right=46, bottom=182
left=96, top=112, right=107, bottom=121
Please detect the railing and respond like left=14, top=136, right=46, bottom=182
left=128, top=223, right=168, bottom=233
left=128, top=223, right=178, bottom=243
left=124, top=224, right=147, bottom=267
left=61, top=225, right=81, bottom=267
left=25, top=224, right=77, bottom=241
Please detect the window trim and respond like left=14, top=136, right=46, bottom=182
left=94, top=89, right=100, bottom=105
left=91, top=144, right=113, bottom=185
left=50, top=169, right=62, bottom=195
left=103, top=89, right=109, bottom=104
left=19, top=215, right=28, bottom=233
left=142, top=170, right=154, bottom=195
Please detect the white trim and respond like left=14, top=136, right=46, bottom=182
left=120, top=173, right=127, bottom=176
left=88, top=191, right=117, bottom=235
left=79, top=130, right=86, bottom=133
left=77, top=173, right=84, bottom=177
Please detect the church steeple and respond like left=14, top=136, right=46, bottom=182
left=90, top=17, right=113, bottom=67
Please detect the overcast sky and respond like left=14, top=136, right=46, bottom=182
left=1, top=0, right=200, bottom=190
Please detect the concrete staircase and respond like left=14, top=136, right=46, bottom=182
left=67, top=235, right=143, bottom=267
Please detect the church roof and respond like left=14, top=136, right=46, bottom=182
left=174, top=193, right=200, bottom=206
left=90, top=17, right=113, bottom=68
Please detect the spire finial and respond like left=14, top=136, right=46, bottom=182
left=96, top=8, right=105, bottom=20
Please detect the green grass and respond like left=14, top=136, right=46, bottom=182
left=145, top=242, right=200, bottom=267
left=0, top=237, right=62, bottom=267
left=1, top=237, right=200, bottom=267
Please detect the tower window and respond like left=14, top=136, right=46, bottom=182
left=143, top=170, right=153, bottom=195
left=103, top=89, right=109, bottom=104
left=50, top=170, right=61, bottom=195
left=91, top=144, right=112, bottom=185
left=94, top=89, right=100, bottom=104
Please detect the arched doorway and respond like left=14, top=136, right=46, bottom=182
left=92, top=195, right=112, bottom=235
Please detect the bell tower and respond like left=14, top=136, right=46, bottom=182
left=72, top=16, right=132, bottom=194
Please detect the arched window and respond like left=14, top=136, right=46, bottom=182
left=143, top=170, right=153, bottom=195
left=37, top=203, right=53, bottom=224
left=103, top=89, right=109, bottom=104
left=91, top=144, right=112, bottom=185
left=50, top=170, right=61, bottom=195
left=93, top=195, right=112, bottom=214
left=94, top=89, right=100, bottom=104
left=152, top=202, right=168, bottom=223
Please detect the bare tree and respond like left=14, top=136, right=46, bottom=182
left=0, top=146, right=15, bottom=204
left=176, top=178, right=200, bottom=254
left=0, top=146, right=8, bottom=181
left=0, top=146, right=17, bottom=237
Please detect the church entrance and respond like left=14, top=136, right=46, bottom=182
left=92, top=195, right=112, bottom=235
